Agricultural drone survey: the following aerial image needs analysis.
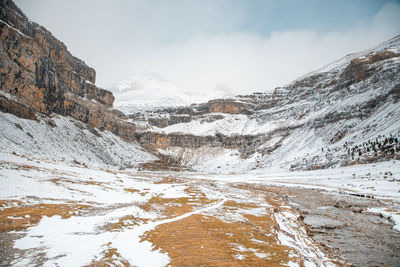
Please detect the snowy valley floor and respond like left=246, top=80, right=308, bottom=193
left=1, top=152, right=400, bottom=266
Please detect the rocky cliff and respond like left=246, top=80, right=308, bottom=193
left=0, top=0, right=137, bottom=140
left=121, top=36, right=400, bottom=172
left=1, top=0, right=399, bottom=172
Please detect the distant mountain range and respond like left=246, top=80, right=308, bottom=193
left=110, top=73, right=234, bottom=112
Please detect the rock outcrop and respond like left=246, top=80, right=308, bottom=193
left=135, top=132, right=267, bottom=155
left=0, top=0, right=136, bottom=140
left=1, top=0, right=399, bottom=172
left=123, top=36, right=400, bottom=171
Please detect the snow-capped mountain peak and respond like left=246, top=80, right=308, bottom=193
left=110, top=73, right=234, bottom=112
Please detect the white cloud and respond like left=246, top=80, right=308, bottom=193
left=17, top=0, right=400, bottom=97
left=119, top=1, right=400, bottom=96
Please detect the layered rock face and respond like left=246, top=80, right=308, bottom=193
left=1, top=0, right=399, bottom=172
left=0, top=0, right=136, bottom=140
left=135, top=132, right=267, bottom=155
left=124, top=37, right=400, bottom=171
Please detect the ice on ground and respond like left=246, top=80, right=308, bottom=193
left=367, top=207, right=400, bottom=232
left=274, top=210, right=336, bottom=267
left=179, top=160, right=400, bottom=202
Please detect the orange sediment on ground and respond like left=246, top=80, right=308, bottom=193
left=124, top=188, right=140, bottom=193
left=85, top=243, right=130, bottom=267
left=141, top=185, right=307, bottom=266
left=153, top=176, right=184, bottom=184
left=140, top=186, right=218, bottom=219
left=101, top=215, right=150, bottom=232
left=143, top=212, right=294, bottom=266
left=0, top=201, right=91, bottom=232
left=49, top=177, right=107, bottom=187
left=223, top=199, right=261, bottom=209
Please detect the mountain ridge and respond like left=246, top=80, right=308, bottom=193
left=1, top=3, right=400, bottom=266
left=0, top=0, right=399, bottom=173
left=129, top=35, right=400, bottom=172
left=110, top=73, right=235, bottom=112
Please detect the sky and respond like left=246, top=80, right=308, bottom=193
left=15, top=0, right=400, bottom=96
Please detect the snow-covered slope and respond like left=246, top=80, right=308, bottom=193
left=110, top=73, right=234, bottom=112
left=132, top=36, right=400, bottom=173
left=0, top=112, right=155, bottom=169
left=1, top=35, right=399, bottom=174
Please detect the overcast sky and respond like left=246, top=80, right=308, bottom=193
left=15, top=0, right=400, bottom=95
